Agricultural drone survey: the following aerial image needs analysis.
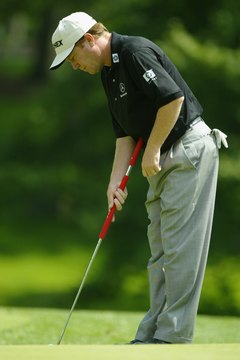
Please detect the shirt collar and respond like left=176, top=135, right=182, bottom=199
left=110, top=32, right=126, bottom=69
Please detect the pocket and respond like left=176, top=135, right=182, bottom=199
left=180, top=139, right=202, bottom=169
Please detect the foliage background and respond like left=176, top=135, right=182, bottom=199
left=0, top=0, right=239, bottom=315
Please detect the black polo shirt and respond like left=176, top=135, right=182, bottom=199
left=101, top=32, right=203, bottom=152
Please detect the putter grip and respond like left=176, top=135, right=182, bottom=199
left=99, top=138, right=143, bottom=240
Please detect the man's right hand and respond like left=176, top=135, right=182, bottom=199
left=107, top=184, right=128, bottom=222
left=107, top=136, right=135, bottom=221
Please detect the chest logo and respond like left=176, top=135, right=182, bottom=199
left=119, top=82, right=127, bottom=98
left=143, top=69, right=157, bottom=83
left=119, top=83, right=126, bottom=93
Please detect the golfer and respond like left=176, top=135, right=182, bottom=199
left=50, top=12, right=228, bottom=344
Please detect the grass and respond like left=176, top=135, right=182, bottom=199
left=0, top=307, right=239, bottom=360
left=0, top=307, right=239, bottom=345
left=1, top=344, right=240, bottom=360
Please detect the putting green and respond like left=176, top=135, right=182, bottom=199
left=0, top=344, right=239, bottom=360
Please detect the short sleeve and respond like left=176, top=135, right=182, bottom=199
left=123, top=48, right=184, bottom=108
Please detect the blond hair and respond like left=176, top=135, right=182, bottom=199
left=87, top=22, right=109, bottom=38
left=76, top=22, right=109, bottom=46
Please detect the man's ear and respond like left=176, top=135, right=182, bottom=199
left=84, top=33, right=95, bottom=46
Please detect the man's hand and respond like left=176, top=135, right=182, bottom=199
left=141, top=97, right=184, bottom=178
left=107, top=183, right=128, bottom=222
left=142, top=146, right=161, bottom=177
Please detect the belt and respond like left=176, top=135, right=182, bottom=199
left=186, top=117, right=211, bottom=135
left=189, top=117, right=203, bottom=128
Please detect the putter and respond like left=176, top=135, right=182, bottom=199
left=57, top=137, right=143, bottom=345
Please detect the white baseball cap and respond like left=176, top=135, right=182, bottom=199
left=50, top=12, right=97, bottom=70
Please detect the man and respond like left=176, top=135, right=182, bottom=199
left=50, top=12, right=228, bottom=344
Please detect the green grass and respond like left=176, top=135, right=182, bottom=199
left=0, top=308, right=239, bottom=360
left=0, top=344, right=240, bottom=360
left=0, top=307, right=239, bottom=345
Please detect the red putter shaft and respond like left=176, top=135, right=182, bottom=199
left=99, top=137, right=143, bottom=240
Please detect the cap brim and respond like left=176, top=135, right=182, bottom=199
left=49, top=45, right=75, bottom=70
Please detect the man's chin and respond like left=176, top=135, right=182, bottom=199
left=86, top=64, right=104, bottom=75
left=87, top=68, right=100, bottom=75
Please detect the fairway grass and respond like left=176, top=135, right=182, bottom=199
left=0, top=344, right=239, bottom=360
left=0, top=307, right=239, bottom=347
left=0, top=308, right=239, bottom=359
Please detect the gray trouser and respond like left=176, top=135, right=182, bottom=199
left=135, top=120, right=219, bottom=343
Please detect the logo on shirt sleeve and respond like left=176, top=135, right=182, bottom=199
left=143, top=69, right=157, bottom=83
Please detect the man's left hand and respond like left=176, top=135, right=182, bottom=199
left=142, top=147, right=161, bottom=177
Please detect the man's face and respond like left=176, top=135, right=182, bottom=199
left=66, top=35, right=104, bottom=75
